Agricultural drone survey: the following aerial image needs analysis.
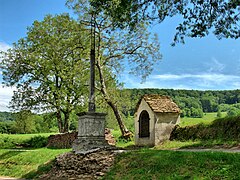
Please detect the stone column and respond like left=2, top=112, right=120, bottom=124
left=72, top=112, right=109, bottom=154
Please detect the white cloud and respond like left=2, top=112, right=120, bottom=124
left=207, top=57, right=225, bottom=73
left=153, top=73, right=240, bottom=82
left=0, top=41, right=11, bottom=67
left=0, top=41, right=11, bottom=52
left=0, top=85, right=15, bottom=112
left=122, top=73, right=240, bottom=90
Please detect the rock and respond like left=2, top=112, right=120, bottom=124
left=39, top=149, right=116, bottom=180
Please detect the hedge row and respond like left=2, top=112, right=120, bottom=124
left=170, top=116, right=240, bottom=141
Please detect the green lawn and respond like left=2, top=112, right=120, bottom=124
left=0, top=148, right=70, bottom=179
left=180, top=112, right=227, bottom=127
left=111, top=130, right=135, bottom=148
left=0, top=113, right=238, bottom=179
left=104, top=149, right=240, bottom=180
left=0, top=133, right=54, bottom=141
left=0, top=133, right=55, bottom=149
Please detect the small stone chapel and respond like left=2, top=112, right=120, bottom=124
left=134, top=94, right=180, bottom=146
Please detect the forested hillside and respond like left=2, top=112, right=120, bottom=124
left=1, top=89, right=240, bottom=134
left=0, top=112, right=15, bottom=122
left=122, top=89, right=240, bottom=118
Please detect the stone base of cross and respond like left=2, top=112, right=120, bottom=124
left=72, top=112, right=112, bottom=154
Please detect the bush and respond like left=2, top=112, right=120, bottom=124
left=0, top=136, right=15, bottom=149
left=0, top=121, right=15, bottom=134
left=171, top=115, right=240, bottom=141
left=26, top=136, right=48, bottom=148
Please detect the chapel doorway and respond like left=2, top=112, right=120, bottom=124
left=139, top=110, right=150, bottom=138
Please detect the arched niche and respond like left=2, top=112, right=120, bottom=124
left=139, top=110, right=150, bottom=138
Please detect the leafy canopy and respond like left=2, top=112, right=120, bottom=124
left=89, top=0, right=240, bottom=44
left=0, top=14, right=89, bottom=112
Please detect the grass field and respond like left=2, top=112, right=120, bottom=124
left=0, top=148, right=70, bottom=178
left=0, top=133, right=54, bottom=149
left=104, top=149, right=240, bottom=179
left=0, top=133, right=54, bottom=141
left=0, top=112, right=238, bottom=179
left=180, top=112, right=227, bottom=127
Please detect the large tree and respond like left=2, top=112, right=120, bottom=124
left=90, top=0, right=240, bottom=44
left=67, top=0, right=162, bottom=138
left=0, top=14, right=89, bottom=133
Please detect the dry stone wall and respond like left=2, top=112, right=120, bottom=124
left=47, top=129, right=115, bottom=149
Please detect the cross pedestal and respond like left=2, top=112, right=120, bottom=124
left=72, top=112, right=110, bottom=154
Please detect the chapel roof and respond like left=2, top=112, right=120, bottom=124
left=136, top=94, right=180, bottom=113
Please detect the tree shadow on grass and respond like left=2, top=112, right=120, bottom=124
left=21, top=159, right=55, bottom=179
left=178, top=140, right=239, bottom=150
left=0, top=151, right=24, bottom=160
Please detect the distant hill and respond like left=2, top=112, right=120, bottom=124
left=122, top=88, right=240, bottom=117
left=0, top=111, right=15, bottom=122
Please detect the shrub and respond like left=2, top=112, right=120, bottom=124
left=171, top=115, right=240, bottom=141
left=26, top=136, right=48, bottom=148
left=0, top=136, right=15, bottom=149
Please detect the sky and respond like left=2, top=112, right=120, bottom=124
left=1, top=0, right=240, bottom=111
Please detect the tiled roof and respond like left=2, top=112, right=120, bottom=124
left=140, top=94, right=180, bottom=113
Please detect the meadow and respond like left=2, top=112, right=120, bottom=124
left=104, top=149, right=240, bottom=179
left=180, top=112, right=227, bottom=127
left=0, top=112, right=240, bottom=179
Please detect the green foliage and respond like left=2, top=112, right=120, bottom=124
left=171, top=115, right=240, bottom=142
left=104, top=149, right=240, bottom=179
left=0, top=121, right=15, bottom=134
left=91, top=0, right=240, bottom=44
left=0, top=136, right=15, bottom=149
left=14, top=110, right=36, bottom=134
left=227, top=107, right=240, bottom=116
left=0, top=14, right=89, bottom=133
left=121, top=88, right=240, bottom=118
left=25, top=136, right=48, bottom=148
left=111, top=130, right=134, bottom=148
left=67, top=0, right=161, bottom=137
left=217, top=110, right=222, bottom=118
left=0, top=112, right=15, bottom=122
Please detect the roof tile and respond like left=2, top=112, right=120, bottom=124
left=143, top=94, right=180, bottom=113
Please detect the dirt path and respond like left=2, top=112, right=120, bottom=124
left=0, top=177, right=22, bottom=180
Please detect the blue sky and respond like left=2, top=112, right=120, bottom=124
left=1, top=0, right=240, bottom=111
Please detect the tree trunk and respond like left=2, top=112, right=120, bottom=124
left=107, top=100, right=132, bottom=139
left=96, top=61, right=132, bottom=139
left=56, top=109, right=64, bottom=133
left=63, top=112, right=70, bottom=133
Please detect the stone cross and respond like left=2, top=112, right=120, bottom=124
left=73, top=14, right=111, bottom=154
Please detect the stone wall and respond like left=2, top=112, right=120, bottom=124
left=47, top=132, right=78, bottom=149
left=47, top=129, right=115, bottom=149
